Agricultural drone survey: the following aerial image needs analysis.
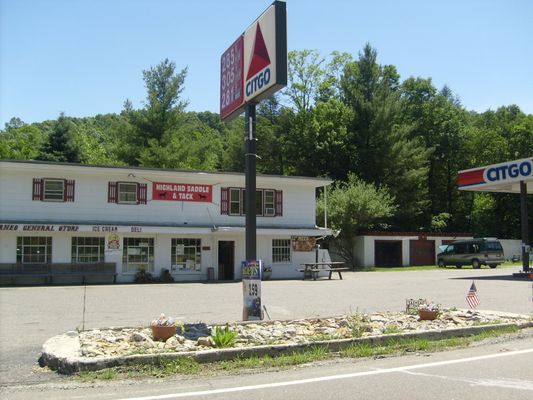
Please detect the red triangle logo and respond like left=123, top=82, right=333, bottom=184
left=246, top=23, right=271, bottom=80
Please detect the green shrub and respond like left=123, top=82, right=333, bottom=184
left=211, top=324, right=237, bottom=348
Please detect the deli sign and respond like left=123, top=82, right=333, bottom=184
left=220, top=1, right=287, bottom=120
left=152, top=182, right=212, bottom=202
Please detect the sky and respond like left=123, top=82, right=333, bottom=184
left=1, top=0, right=532, bottom=127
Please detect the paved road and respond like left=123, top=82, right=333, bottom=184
left=0, top=267, right=532, bottom=388
left=2, top=329, right=533, bottom=399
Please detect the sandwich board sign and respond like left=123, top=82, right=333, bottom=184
left=220, top=1, right=287, bottom=121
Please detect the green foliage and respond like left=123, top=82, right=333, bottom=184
left=211, top=325, right=237, bottom=348
left=317, top=174, right=396, bottom=268
left=1, top=50, right=531, bottom=240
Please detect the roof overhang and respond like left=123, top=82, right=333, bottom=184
left=458, top=157, right=533, bottom=193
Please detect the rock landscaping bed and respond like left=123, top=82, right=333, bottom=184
left=79, top=309, right=529, bottom=357
left=40, top=309, right=532, bottom=374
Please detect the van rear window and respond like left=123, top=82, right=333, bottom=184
left=482, top=241, right=503, bottom=251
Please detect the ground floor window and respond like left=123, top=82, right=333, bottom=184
left=171, top=238, right=201, bottom=272
left=71, top=237, right=105, bottom=263
left=16, top=236, right=52, bottom=264
left=122, top=237, right=154, bottom=273
left=272, top=239, right=291, bottom=263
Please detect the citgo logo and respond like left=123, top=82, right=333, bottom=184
left=245, top=23, right=271, bottom=97
left=484, top=159, right=533, bottom=182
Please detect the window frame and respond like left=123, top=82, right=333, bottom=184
left=122, top=237, right=154, bottom=273
left=171, top=238, right=202, bottom=272
left=71, top=237, right=105, bottom=263
left=226, top=188, right=278, bottom=217
left=43, top=179, right=65, bottom=202
left=16, top=236, right=52, bottom=264
left=272, top=238, right=291, bottom=264
left=118, top=182, right=138, bottom=204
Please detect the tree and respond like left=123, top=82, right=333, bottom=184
left=117, top=59, right=189, bottom=165
left=0, top=123, right=44, bottom=160
left=38, top=112, right=81, bottom=162
left=341, top=44, right=430, bottom=228
left=316, top=174, right=396, bottom=269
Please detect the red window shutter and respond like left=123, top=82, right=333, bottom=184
left=64, top=179, right=75, bottom=202
left=137, top=183, right=147, bottom=204
left=32, top=178, right=43, bottom=201
left=220, top=188, right=229, bottom=215
left=275, top=190, right=283, bottom=216
left=108, top=182, right=117, bottom=203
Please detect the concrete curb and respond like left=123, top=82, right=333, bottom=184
left=40, top=317, right=533, bottom=375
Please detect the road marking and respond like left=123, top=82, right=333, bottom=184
left=116, top=348, right=533, bottom=399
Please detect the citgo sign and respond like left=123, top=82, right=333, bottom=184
left=220, top=1, right=287, bottom=121
left=458, top=158, right=533, bottom=188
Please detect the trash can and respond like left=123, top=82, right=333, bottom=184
left=207, top=267, right=215, bottom=281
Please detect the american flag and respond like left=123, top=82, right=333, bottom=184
left=466, top=281, right=480, bottom=309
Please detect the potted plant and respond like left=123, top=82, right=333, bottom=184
left=417, top=302, right=440, bottom=320
left=150, top=313, right=177, bottom=341
left=262, top=265, right=272, bottom=281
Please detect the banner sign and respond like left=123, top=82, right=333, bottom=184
left=291, top=236, right=316, bottom=252
left=242, top=260, right=262, bottom=321
left=152, top=182, right=212, bottom=202
left=220, top=1, right=287, bottom=120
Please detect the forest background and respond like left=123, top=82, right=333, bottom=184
left=1, top=45, right=532, bottom=251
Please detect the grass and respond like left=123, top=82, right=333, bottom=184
left=366, top=261, right=520, bottom=272
left=75, top=325, right=520, bottom=382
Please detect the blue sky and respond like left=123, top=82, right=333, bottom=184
left=1, top=0, right=532, bottom=126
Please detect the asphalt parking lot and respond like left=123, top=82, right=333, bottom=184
left=1, top=266, right=532, bottom=386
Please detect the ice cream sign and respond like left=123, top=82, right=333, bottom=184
left=152, top=182, right=212, bottom=202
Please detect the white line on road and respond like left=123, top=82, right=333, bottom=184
left=117, top=348, right=533, bottom=400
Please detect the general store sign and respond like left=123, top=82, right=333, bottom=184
left=152, top=182, right=212, bottom=202
left=220, top=1, right=287, bottom=120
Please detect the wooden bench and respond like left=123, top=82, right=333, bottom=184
left=0, top=263, right=117, bottom=285
left=298, top=262, right=349, bottom=280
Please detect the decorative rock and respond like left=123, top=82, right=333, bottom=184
left=129, top=332, right=152, bottom=342
left=165, top=336, right=180, bottom=348
left=197, top=336, right=214, bottom=347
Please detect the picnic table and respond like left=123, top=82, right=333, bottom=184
left=297, top=261, right=348, bottom=280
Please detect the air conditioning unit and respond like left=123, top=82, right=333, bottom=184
left=265, top=207, right=275, bottom=216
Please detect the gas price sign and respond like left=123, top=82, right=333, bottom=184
left=220, top=36, right=244, bottom=120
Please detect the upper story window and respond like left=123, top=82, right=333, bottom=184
left=108, top=182, right=147, bottom=205
left=221, top=188, right=282, bottom=216
left=32, top=178, right=75, bottom=202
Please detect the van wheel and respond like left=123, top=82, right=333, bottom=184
left=437, top=260, right=445, bottom=268
left=472, top=259, right=481, bottom=269
left=489, top=264, right=498, bottom=269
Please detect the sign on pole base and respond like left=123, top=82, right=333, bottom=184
left=242, top=260, right=263, bottom=321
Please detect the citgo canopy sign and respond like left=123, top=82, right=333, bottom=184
left=220, top=1, right=287, bottom=121
left=458, top=157, right=533, bottom=193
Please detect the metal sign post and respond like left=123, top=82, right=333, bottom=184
left=245, top=103, right=257, bottom=261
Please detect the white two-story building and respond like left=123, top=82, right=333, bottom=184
left=0, top=160, right=332, bottom=282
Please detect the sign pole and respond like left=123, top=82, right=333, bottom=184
left=245, top=103, right=257, bottom=261
left=520, top=180, right=530, bottom=272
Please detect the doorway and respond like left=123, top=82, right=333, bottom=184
left=375, top=240, right=402, bottom=267
left=218, top=241, right=235, bottom=280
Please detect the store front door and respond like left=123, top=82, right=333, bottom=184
left=218, top=241, right=235, bottom=280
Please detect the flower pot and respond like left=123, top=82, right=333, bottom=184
left=418, top=309, right=438, bottom=321
left=151, top=325, right=176, bottom=341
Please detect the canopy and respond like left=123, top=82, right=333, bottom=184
left=458, top=157, right=533, bottom=193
